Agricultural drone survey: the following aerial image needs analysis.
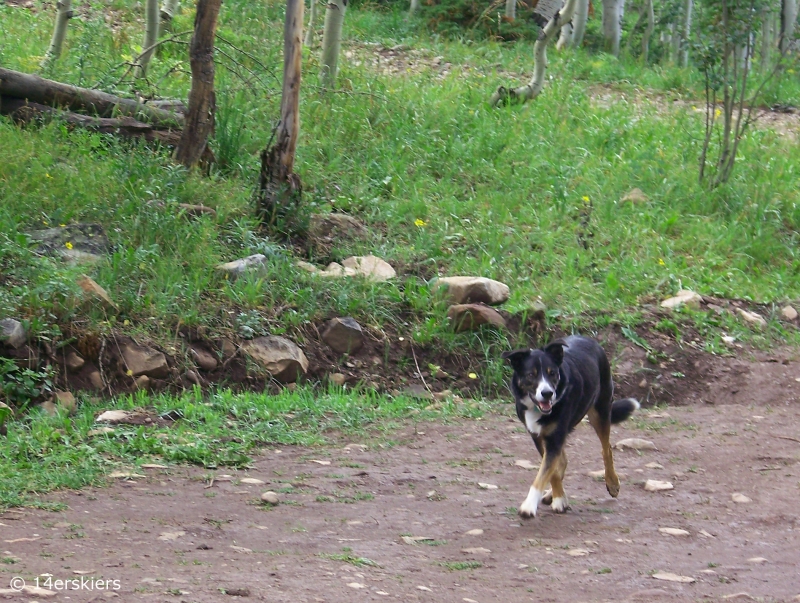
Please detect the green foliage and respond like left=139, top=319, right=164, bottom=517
left=418, top=0, right=541, bottom=41
left=0, top=358, right=55, bottom=411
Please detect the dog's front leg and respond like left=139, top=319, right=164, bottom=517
left=519, top=449, right=559, bottom=519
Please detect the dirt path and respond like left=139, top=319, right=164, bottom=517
left=3, top=389, right=800, bottom=602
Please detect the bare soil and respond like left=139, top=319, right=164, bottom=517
left=3, top=343, right=800, bottom=603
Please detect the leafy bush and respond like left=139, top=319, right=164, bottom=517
left=0, top=358, right=55, bottom=412
left=419, top=0, right=541, bottom=41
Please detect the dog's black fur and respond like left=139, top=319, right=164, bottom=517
left=502, top=335, right=639, bottom=518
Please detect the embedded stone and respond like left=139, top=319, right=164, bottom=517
left=432, top=276, right=510, bottom=306
left=447, top=304, right=506, bottom=332
left=322, top=317, right=365, bottom=354
left=660, top=290, right=702, bottom=309
left=0, top=318, right=27, bottom=348
left=241, top=336, right=309, bottom=383
left=119, top=340, right=169, bottom=379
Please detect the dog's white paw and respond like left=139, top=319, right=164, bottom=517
left=551, top=496, right=570, bottom=513
left=518, top=487, right=544, bottom=519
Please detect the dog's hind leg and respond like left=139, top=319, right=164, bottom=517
left=588, top=406, right=620, bottom=498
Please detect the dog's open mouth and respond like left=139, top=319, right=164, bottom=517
left=536, top=399, right=553, bottom=414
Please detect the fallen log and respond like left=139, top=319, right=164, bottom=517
left=0, top=67, right=183, bottom=129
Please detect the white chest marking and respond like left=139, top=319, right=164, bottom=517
left=525, top=409, right=542, bottom=436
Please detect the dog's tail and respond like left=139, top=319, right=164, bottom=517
left=610, top=398, right=640, bottom=424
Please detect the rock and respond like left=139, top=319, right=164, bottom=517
left=28, top=223, right=110, bottom=264
left=87, top=367, right=104, bottom=390
left=341, top=255, right=396, bottom=281
left=660, top=290, right=702, bottom=309
left=732, top=492, right=752, bottom=503
left=447, top=304, right=506, bottom=332
left=621, top=188, right=649, bottom=204
left=737, top=308, right=767, bottom=328
left=321, top=317, right=365, bottom=354
left=77, top=275, right=118, bottom=311
left=260, top=491, right=279, bottom=505
left=515, top=459, right=537, bottom=470
left=119, top=340, right=169, bottom=379
left=0, top=401, right=11, bottom=434
left=96, top=410, right=137, bottom=424
left=41, top=400, right=59, bottom=416
left=329, top=372, right=347, bottom=386
left=658, top=527, right=690, bottom=536
left=308, top=213, right=368, bottom=247
left=220, top=338, right=238, bottom=359
left=64, top=350, right=85, bottom=372
left=432, top=389, right=452, bottom=401
left=748, top=557, right=768, bottom=564
left=645, top=462, right=664, bottom=469
left=216, top=254, right=268, bottom=280
left=347, top=583, right=367, bottom=589
left=317, top=261, right=355, bottom=278
left=465, top=529, right=484, bottom=536
left=189, top=345, right=218, bottom=371
left=240, top=478, right=265, bottom=485
left=178, top=203, right=217, bottom=218
left=478, top=482, right=498, bottom=490
left=567, top=548, right=590, bottom=557
left=157, top=530, right=185, bottom=541
left=781, top=305, right=798, bottom=321
left=134, top=375, right=151, bottom=391
left=0, top=318, right=27, bottom=348
left=615, top=438, right=657, bottom=451
left=461, top=547, right=491, bottom=555
left=401, top=536, right=434, bottom=544
left=652, top=572, right=695, bottom=583
left=644, top=480, right=674, bottom=492
left=241, top=336, right=309, bottom=383
left=432, top=276, right=510, bottom=306
left=295, top=260, right=319, bottom=273
left=53, top=390, right=77, bottom=414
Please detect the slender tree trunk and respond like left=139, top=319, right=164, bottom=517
left=137, top=0, right=161, bottom=77
left=160, top=0, right=180, bottom=26
left=409, top=0, right=420, bottom=15
left=571, top=0, right=589, bottom=46
left=780, top=0, right=798, bottom=53
left=642, top=0, right=654, bottom=61
left=43, top=0, right=74, bottom=65
left=490, top=0, right=579, bottom=106
left=602, top=0, right=624, bottom=56
left=174, top=0, right=221, bottom=167
left=669, top=23, right=680, bottom=63
left=320, top=0, right=347, bottom=88
left=556, top=22, right=574, bottom=49
left=505, top=0, right=517, bottom=20
left=761, top=4, right=774, bottom=71
left=258, top=0, right=304, bottom=226
left=305, top=0, right=318, bottom=45
left=680, top=0, right=693, bottom=66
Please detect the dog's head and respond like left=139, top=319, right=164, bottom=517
left=502, top=340, right=566, bottom=415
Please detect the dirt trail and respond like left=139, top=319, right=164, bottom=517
left=3, top=366, right=800, bottom=602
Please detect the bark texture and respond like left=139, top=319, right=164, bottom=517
left=0, top=67, right=183, bottom=128
left=680, top=0, right=693, bottom=67
left=44, top=0, right=73, bottom=63
left=490, top=0, right=579, bottom=106
left=258, top=0, right=304, bottom=225
left=174, top=0, right=222, bottom=168
left=571, top=0, right=589, bottom=46
left=160, top=0, right=180, bottom=24
left=137, top=0, right=161, bottom=77
left=556, top=22, right=573, bottom=49
left=601, top=0, right=624, bottom=56
left=505, top=0, right=517, bottom=20
left=780, top=0, right=798, bottom=53
left=320, top=0, right=347, bottom=88
left=304, top=0, right=319, bottom=46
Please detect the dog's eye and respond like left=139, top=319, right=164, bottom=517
left=547, top=368, right=555, bottom=376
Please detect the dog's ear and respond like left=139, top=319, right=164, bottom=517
left=543, top=340, right=567, bottom=365
left=501, top=349, right=531, bottom=371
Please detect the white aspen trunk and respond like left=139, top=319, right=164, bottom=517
left=641, top=0, right=654, bottom=61
left=43, top=0, right=74, bottom=63
left=505, top=0, right=517, bottom=20
left=490, top=0, right=579, bottom=106
left=670, top=23, right=680, bottom=63
left=409, top=0, right=420, bottom=15
left=571, top=0, right=589, bottom=45
left=304, top=0, right=318, bottom=46
left=761, top=6, right=772, bottom=70
left=602, top=0, right=624, bottom=56
left=160, top=0, right=180, bottom=25
left=320, top=0, right=347, bottom=88
left=680, top=0, right=693, bottom=67
left=556, top=22, right=573, bottom=49
left=780, top=0, right=798, bottom=53
left=137, top=0, right=160, bottom=77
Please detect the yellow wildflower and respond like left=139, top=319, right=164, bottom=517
left=658, top=258, right=666, bottom=266
left=468, top=372, right=478, bottom=380
left=414, top=218, right=427, bottom=227
left=582, top=196, right=590, bottom=203
left=65, top=241, right=73, bottom=250
left=714, top=108, right=722, bottom=118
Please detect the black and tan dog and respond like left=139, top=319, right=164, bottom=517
left=502, top=335, right=639, bottom=518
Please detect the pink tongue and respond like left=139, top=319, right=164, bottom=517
left=539, top=400, right=552, bottom=412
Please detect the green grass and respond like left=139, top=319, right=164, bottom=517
left=0, top=386, right=489, bottom=509
left=438, top=560, right=483, bottom=571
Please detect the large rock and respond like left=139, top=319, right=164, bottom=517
left=447, top=304, right=506, bottom=332
left=781, top=305, right=798, bottom=321
left=77, top=275, right=118, bottom=311
left=0, top=318, right=27, bottom=348
left=322, top=317, right=365, bottom=354
left=28, top=223, right=110, bottom=265
left=216, top=254, right=268, bottom=280
left=241, top=336, right=309, bottom=383
left=308, top=213, right=368, bottom=248
left=432, top=276, right=510, bottom=306
left=64, top=350, right=85, bottom=373
left=119, top=340, right=170, bottom=379
left=341, top=255, right=396, bottom=281
left=737, top=308, right=767, bottom=328
left=660, top=290, right=702, bottom=309
left=189, top=345, right=218, bottom=371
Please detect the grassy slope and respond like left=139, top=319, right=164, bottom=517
left=1, top=0, right=800, bottom=506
